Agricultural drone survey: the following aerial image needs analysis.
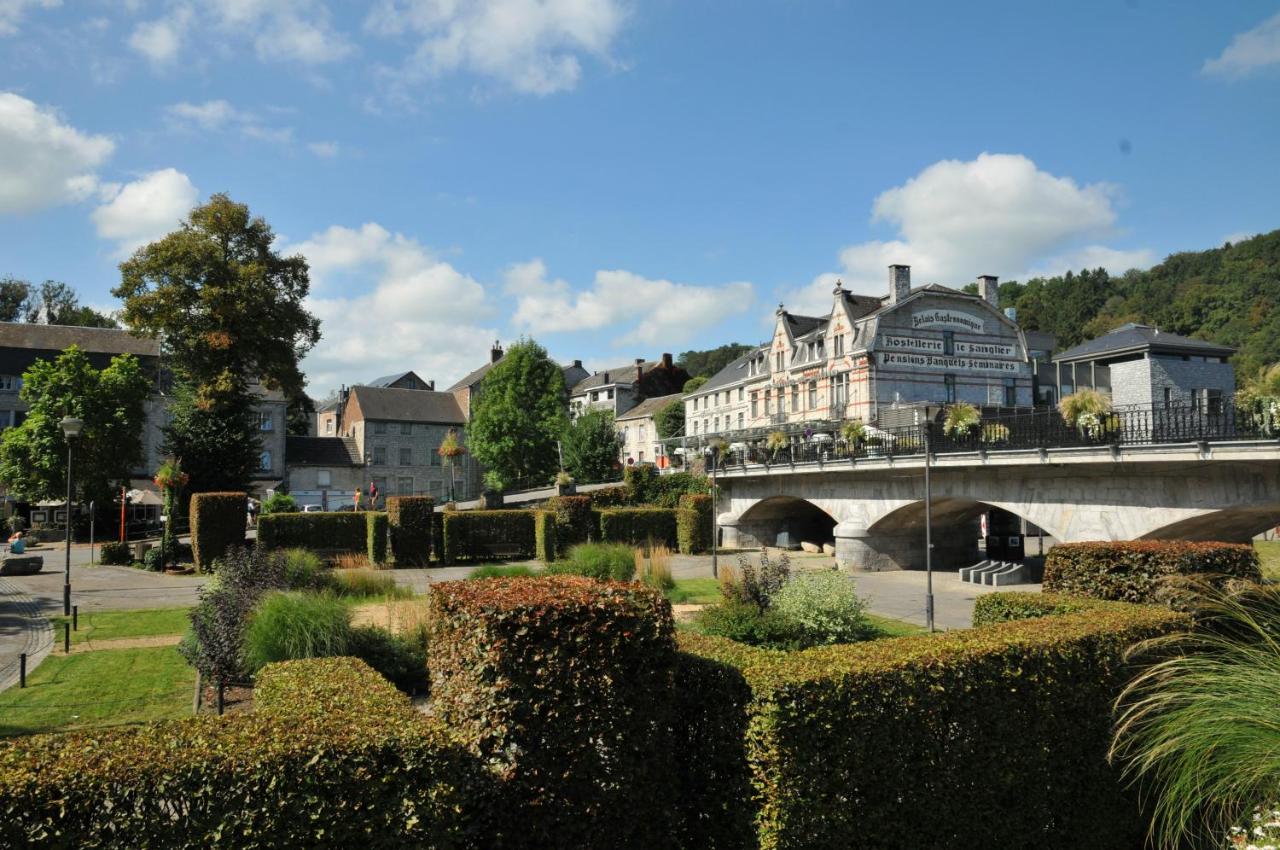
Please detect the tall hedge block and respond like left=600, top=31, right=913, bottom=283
left=676, top=493, right=713, bottom=554
left=427, top=576, right=677, bottom=848
left=440, top=509, right=536, bottom=564
left=546, top=495, right=593, bottom=547
left=1043, top=540, right=1262, bottom=603
left=675, top=603, right=1188, bottom=850
left=534, top=511, right=557, bottom=563
left=598, top=507, right=677, bottom=549
left=189, top=491, right=246, bottom=572
left=366, top=512, right=388, bottom=566
left=257, top=512, right=367, bottom=554
left=386, top=496, right=434, bottom=566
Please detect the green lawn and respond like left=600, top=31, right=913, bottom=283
left=49, top=607, right=191, bottom=645
left=0, top=646, right=195, bottom=737
left=666, top=577, right=722, bottom=605
left=867, top=614, right=927, bottom=638
left=1256, top=540, right=1280, bottom=581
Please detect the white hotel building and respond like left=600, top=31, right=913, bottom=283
left=684, top=266, right=1035, bottom=438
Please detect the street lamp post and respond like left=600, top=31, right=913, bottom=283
left=708, top=439, right=718, bottom=580
left=60, top=416, right=83, bottom=617
left=922, top=419, right=935, bottom=633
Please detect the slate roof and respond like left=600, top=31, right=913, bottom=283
left=349, top=385, right=465, bottom=424
left=692, top=349, right=764, bottom=396
left=1053, top=323, right=1235, bottom=363
left=571, top=360, right=659, bottom=394
left=783, top=313, right=826, bottom=338
left=0, top=322, right=159, bottom=357
left=365, top=371, right=431, bottom=389
left=286, top=436, right=362, bottom=466
left=616, top=393, right=684, bottom=422
left=840, top=290, right=884, bottom=320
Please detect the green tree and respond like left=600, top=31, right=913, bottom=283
left=654, top=398, right=685, bottom=440
left=0, top=277, right=117, bottom=327
left=113, top=193, right=320, bottom=406
left=677, top=343, right=753, bottom=379
left=0, top=346, right=149, bottom=508
left=162, top=382, right=262, bottom=496
left=112, top=194, right=320, bottom=493
left=562, top=408, right=622, bottom=483
left=466, top=339, right=568, bottom=487
left=683, top=376, right=708, bottom=394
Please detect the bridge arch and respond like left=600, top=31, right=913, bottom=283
left=729, top=495, right=838, bottom=550
left=1139, top=506, right=1280, bottom=543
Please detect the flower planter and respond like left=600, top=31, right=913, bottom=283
left=481, top=490, right=504, bottom=509
left=555, top=482, right=577, bottom=497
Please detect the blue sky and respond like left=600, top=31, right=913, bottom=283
left=1, top=1, right=1278, bottom=394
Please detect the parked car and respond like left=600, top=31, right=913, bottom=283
left=301, top=504, right=324, bottom=513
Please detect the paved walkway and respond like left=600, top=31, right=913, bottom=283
left=7, top=564, right=205, bottom=615
left=0, top=578, right=53, bottom=693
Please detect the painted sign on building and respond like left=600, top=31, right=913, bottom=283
left=880, top=351, right=1021, bottom=373
left=956, top=340, right=1016, bottom=357
left=881, top=335, right=944, bottom=353
left=911, top=309, right=985, bottom=332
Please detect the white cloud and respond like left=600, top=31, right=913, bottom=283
left=130, top=1, right=351, bottom=67
left=507, top=259, right=754, bottom=347
left=128, top=5, right=192, bottom=64
left=366, top=0, right=626, bottom=95
left=0, top=0, right=60, bottom=36
left=1203, top=12, right=1280, bottom=77
left=165, top=99, right=295, bottom=145
left=1223, top=230, right=1261, bottom=245
left=91, top=168, right=199, bottom=256
left=0, top=91, right=114, bottom=214
left=784, top=153, right=1152, bottom=314
left=291, top=223, right=495, bottom=391
left=308, top=140, right=339, bottom=157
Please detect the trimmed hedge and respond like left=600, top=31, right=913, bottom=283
left=427, top=576, right=677, bottom=848
left=440, top=509, right=536, bottom=563
left=366, top=512, right=388, bottom=566
left=534, top=510, right=557, bottom=563
left=598, top=507, right=677, bottom=548
left=623, top=466, right=710, bottom=508
left=676, top=493, right=713, bottom=554
left=0, top=657, right=492, bottom=848
left=675, top=604, right=1188, bottom=850
left=1043, top=540, right=1262, bottom=603
left=584, top=485, right=629, bottom=508
left=97, top=540, right=131, bottom=566
left=386, top=496, right=434, bottom=566
left=546, top=495, right=594, bottom=547
left=972, top=591, right=1126, bottom=626
left=189, top=491, right=246, bottom=572
left=258, top=511, right=366, bottom=553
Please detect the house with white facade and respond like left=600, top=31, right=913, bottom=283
left=616, top=392, right=682, bottom=467
left=684, top=266, right=1035, bottom=439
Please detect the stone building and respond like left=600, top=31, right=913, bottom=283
left=0, top=321, right=287, bottom=497
left=684, top=266, right=1034, bottom=438
left=1051, top=323, right=1236, bottom=410
left=324, top=383, right=473, bottom=504
left=283, top=435, right=363, bottom=510
left=615, top=392, right=682, bottom=466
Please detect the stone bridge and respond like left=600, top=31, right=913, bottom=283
left=713, top=441, right=1280, bottom=571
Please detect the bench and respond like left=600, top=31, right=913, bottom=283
left=0, top=555, right=43, bottom=576
left=479, top=543, right=524, bottom=560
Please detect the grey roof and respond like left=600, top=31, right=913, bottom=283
left=349, top=385, right=465, bottom=424
left=286, top=436, right=361, bottom=466
left=447, top=356, right=588, bottom=393
left=1053, top=323, right=1235, bottom=363
left=571, top=360, right=658, bottom=394
left=616, top=393, right=683, bottom=422
left=840, top=290, right=884, bottom=320
left=783, top=313, right=826, bottom=338
left=692, top=349, right=763, bottom=396
left=365, top=370, right=430, bottom=390
left=1023, top=330, right=1057, bottom=354
left=0, top=321, right=159, bottom=357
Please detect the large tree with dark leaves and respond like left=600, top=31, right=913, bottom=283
left=113, top=194, right=320, bottom=491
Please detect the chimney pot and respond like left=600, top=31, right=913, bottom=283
left=661, top=352, right=672, bottom=368
left=427, top=379, right=435, bottom=390
left=490, top=340, right=503, bottom=363
left=573, top=359, right=582, bottom=369
left=603, top=371, right=610, bottom=384
left=888, top=265, right=911, bottom=304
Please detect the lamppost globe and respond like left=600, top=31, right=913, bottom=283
left=60, top=416, right=84, bottom=439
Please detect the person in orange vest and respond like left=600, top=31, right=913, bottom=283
left=354, top=488, right=362, bottom=511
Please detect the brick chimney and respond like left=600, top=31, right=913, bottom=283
left=661, top=352, right=673, bottom=369
left=426, top=379, right=435, bottom=390
left=978, top=275, right=999, bottom=307
left=635, top=357, right=645, bottom=382
left=573, top=359, right=582, bottom=369
left=889, top=265, right=911, bottom=304
left=490, top=340, right=503, bottom=363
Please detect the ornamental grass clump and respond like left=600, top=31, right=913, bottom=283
left=548, top=541, right=635, bottom=581
left=330, top=569, right=410, bottom=599
left=1112, top=582, right=1280, bottom=849
left=180, top=545, right=287, bottom=683
left=241, top=591, right=353, bottom=675
left=634, top=543, right=675, bottom=591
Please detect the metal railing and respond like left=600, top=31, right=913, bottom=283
left=687, top=401, right=1280, bottom=472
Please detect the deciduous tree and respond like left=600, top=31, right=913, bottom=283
left=562, top=408, right=621, bottom=483
left=466, top=339, right=568, bottom=487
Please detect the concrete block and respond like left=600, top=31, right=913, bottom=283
left=991, top=563, right=1030, bottom=586
left=800, top=541, right=821, bottom=554
left=0, top=555, right=43, bottom=576
left=959, top=560, right=991, bottom=581
left=822, top=543, right=835, bottom=556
